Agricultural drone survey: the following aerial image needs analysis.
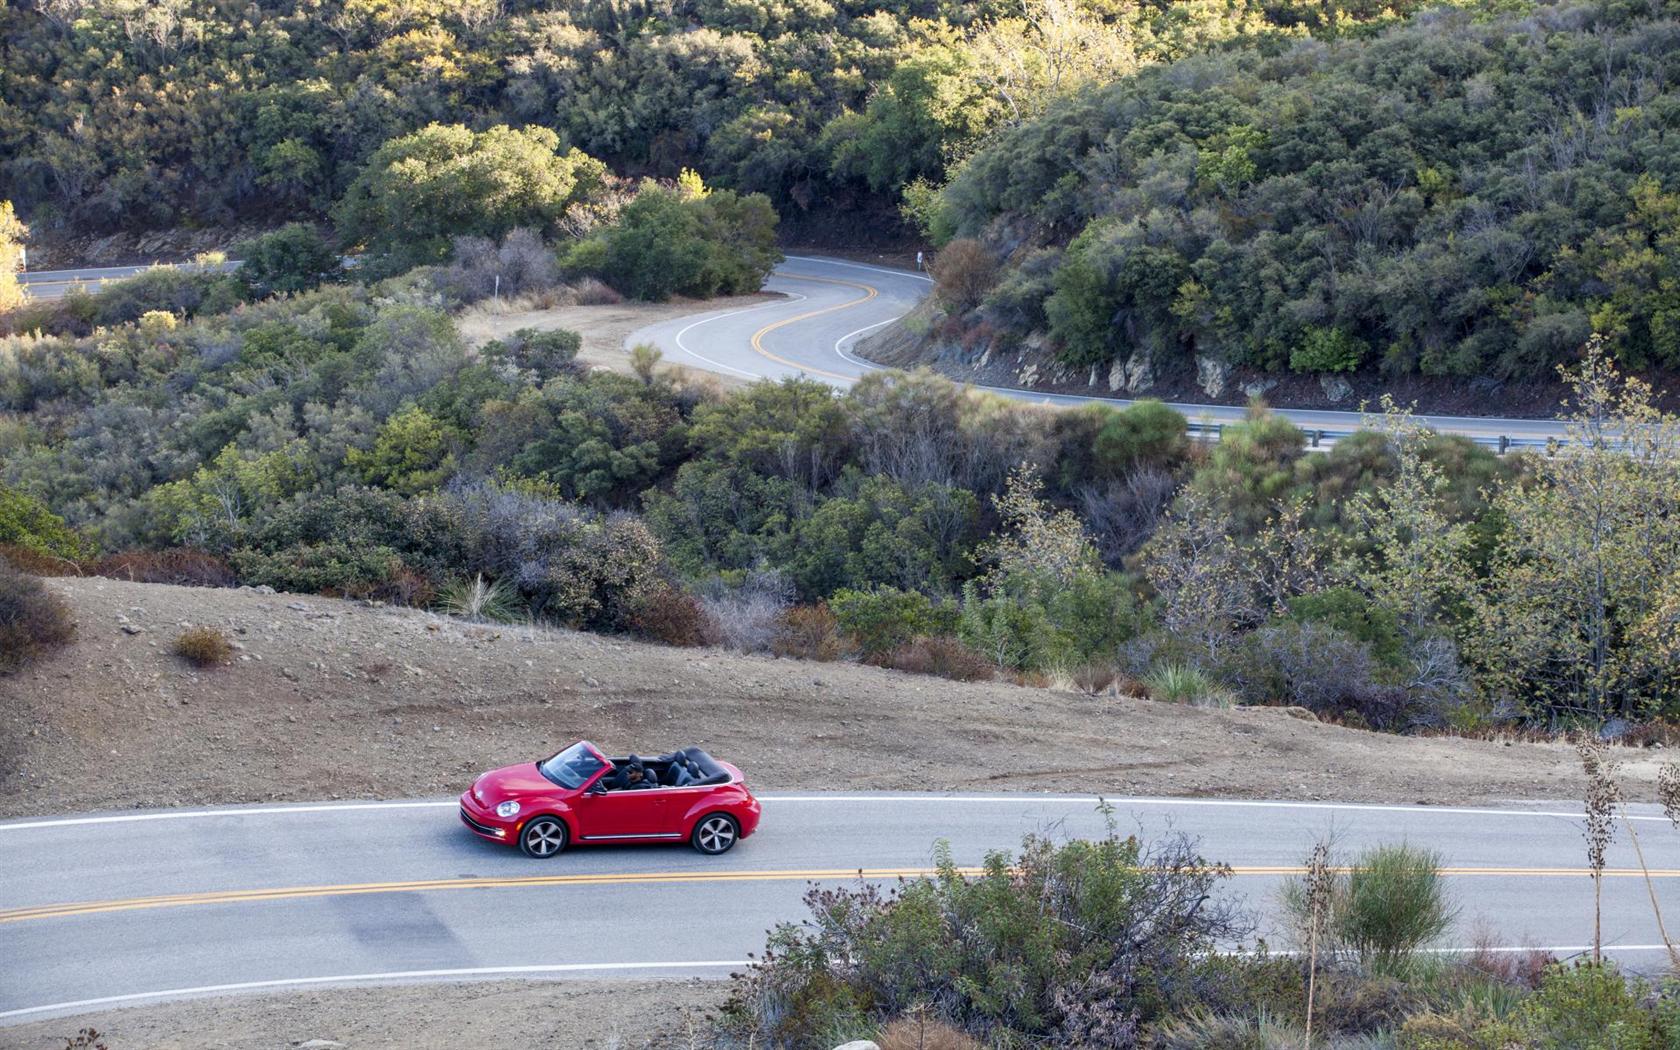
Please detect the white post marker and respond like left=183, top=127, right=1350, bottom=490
left=915, top=250, right=924, bottom=271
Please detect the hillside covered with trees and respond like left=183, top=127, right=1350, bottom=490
left=921, top=1, right=1680, bottom=386
left=2, top=0, right=1455, bottom=235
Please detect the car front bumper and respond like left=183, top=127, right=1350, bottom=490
left=458, top=791, right=517, bottom=844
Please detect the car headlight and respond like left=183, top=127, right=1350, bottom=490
left=495, top=800, right=521, bottom=819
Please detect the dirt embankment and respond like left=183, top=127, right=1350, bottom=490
left=1, top=979, right=722, bottom=1050
left=2, top=577, right=1665, bottom=818
left=456, top=293, right=770, bottom=388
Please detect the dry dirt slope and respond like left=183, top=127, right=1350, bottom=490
left=1, top=576, right=1665, bottom=817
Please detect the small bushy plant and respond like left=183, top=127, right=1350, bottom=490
left=173, top=625, right=233, bottom=667
left=0, top=559, right=75, bottom=672
left=880, top=636, right=993, bottom=682
left=773, top=603, right=846, bottom=661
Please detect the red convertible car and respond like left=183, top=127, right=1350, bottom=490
left=459, top=741, right=761, bottom=858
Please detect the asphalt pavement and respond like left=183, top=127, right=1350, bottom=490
left=629, top=254, right=1573, bottom=449
left=3, top=792, right=1677, bottom=1023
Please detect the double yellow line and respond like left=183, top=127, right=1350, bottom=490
left=748, top=272, right=876, bottom=382
left=7, top=865, right=1676, bottom=926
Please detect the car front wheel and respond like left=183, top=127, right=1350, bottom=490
left=520, top=816, right=568, bottom=858
left=691, top=813, right=740, bottom=855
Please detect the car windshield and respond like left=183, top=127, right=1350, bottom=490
left=538, top=743, right=605, bottom=789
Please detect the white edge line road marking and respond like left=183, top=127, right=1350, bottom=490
left=782, top=254, right=935, bottom=284
left=3, top=946, right=1675, bottom=1023
left=0, top=962, right=754, bottom=1021
left=669, top=294, right=806, bottom=380
left=2, top=794, right=1668, bottom=832
left=834, top=316, right=898, bottom=370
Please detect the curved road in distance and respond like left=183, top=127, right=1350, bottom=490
left=22, top=255, right=1570, bottom=445
left=4, top=792, right=1677, bottom=1023
left=630, top=254, right=1572, bottom=449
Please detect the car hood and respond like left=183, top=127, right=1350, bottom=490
left=474, top=762, right=559, bottom=801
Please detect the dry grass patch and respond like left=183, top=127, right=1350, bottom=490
left=173, top=625, right=234, bottom=667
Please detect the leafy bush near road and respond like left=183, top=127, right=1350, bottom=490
left=716, top=825, right=1680, bottom=1048
left=718, top=830, right=1246, bottom=1048
left=333, top=124, right=608, bottom=273
left=0, top=558, right=75, bottom=673
left=563, top=178, right=781, bottom=301
left=237, top=224, right=340, bottom=297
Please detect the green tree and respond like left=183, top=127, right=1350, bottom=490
left=239, top=224, right=340, bottom=297
left=0, top=483, right=86, bottom=559
left=1339, top=399, right=1474, bottom=645
left=334, top=124, right=607, bottom=271
left=347, top=404, right=461, bottom=495
left=564, top=179, right=780, bottom=301
left=1470, top=339, right=1680, bottom=720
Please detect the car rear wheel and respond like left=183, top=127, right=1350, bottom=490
left=520, top=816, right=568, bottom=858
left=691, top=813, right=739, bottom=855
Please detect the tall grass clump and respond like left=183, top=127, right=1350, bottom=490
left=438, top=574, right=523, bottom=623
left=1144, top=663, right=1234, bottom=707
left=1339, top=844, right=1456, bottom=974
left=1283, top=843, right=1456, bottom=978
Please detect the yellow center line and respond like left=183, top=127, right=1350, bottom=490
left=5, top=865, right=1675, bottom=925
left=749, top=272, right=877, bottom=382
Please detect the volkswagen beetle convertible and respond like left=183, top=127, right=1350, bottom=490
left=459, top=741, right=761, bottom=858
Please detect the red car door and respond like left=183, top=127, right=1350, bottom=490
left=573, top=787, right=671, bottom=841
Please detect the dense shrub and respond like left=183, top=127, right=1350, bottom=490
left=0, top=483, right=85, bottom=559
left=930, top=238, right=997, bottom=314
left=565, top=180, right=780, bottom=301
left=480, top=327, right=581, bottom=380
left=90, top=267, right=247, bottom=328
left=173, top=626, right=234, bottom=667
left=92, top=549, right=236, bottom=588
left=1511, top=964, right=1672, bottom=1050
left=0, top=560, right=75, bottom=673
left=720, top=830, right=1246, bottom=1048
left=1282, top=844, right=1455, bottom=976
left=697, top=571, right=793, bottom=653
left=334, top=124, right=608, bottom=272
left=773, top=603, right=846, bottom=661
left=230, top=542, right=411, bottom=598
left=437, top=228, right=559, bottom=304
left=880, top=636, right=992, bottom=682
left=238, top=225, right=340, bottom=297
left=629, top=583, right=715, bottom=647
left=830, top=585, right=959, bottom=659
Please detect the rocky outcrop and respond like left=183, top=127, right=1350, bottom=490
left=1196, top=354, right=1231, bottom=399
left=1109, top=350, right=1156, bottom=393
left=1320, top=374, right=1354, bottom=403
left=1242, top=378, right=1278, bottom=400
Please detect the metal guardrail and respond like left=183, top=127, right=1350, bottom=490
left=1184, top=421, right=1555, bottom=456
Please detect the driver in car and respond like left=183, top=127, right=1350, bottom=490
left=605, top=755, right=657, bottom=790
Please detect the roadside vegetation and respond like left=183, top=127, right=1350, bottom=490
left=2, top=250, right=1678, bottom=734
left=711, top=821, right=1680, bottom=1049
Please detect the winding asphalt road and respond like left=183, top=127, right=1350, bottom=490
left=21, top=255, right=1571, bottom=446
left=4, top=792, right=1678, bottom=1023
left=630, top=255, right=1573, bottom=450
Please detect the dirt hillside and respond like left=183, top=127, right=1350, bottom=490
left=1, top=577, right=1664, bottom=817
